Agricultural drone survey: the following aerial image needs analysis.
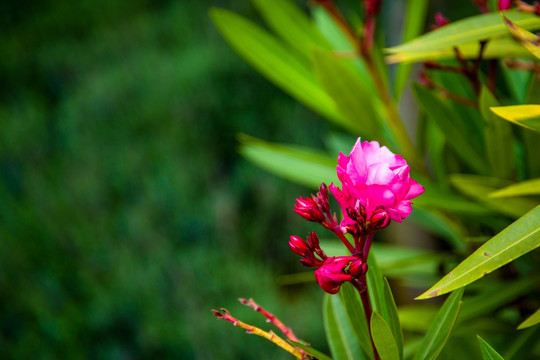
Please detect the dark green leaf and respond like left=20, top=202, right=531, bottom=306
left=340, top=282, right=374, bottom=359
left=383, top=278, right=403, bottom=359
left=370, top=311, right=400, bottom=360
left=413, top=288, right=464, bottom=360
left=477, top=336, right=505, bottom=360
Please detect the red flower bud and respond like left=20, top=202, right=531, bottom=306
left=348, top=259, right=366, bottom=277
left=314, top=257, right=356, bottom=294
left=294, top=197, right=325, bottom=223
left=370, top=208, right=391, bottom=230
left=289, top=235, right=310, bottom=257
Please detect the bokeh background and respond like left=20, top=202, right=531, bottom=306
left=0, top=0, right=476, bottom=359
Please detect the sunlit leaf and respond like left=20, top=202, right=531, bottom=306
left=417, top=205, right=540, bottom=299
left=477, top=336, right=505, bottom=360
left=490, top=105, right=540, bottom=132
left=503, top=15, right=540, bottom=60
left=370, top=311, right=400, bottom=360
left=386, top=10, right=540, bottom=55
left=517, top=308, right=540, bottom=330
left=413, top=288, right=464, bottom=360
left=210, top=8, right=346, bottom=126
left=238, top=134, right=337, bottom=189
left=489, top=178, right=540, bottom=198
left=450, top=175, right=537, bottom=218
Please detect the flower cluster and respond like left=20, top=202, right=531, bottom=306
left=290, top=138, right=424, bottom=294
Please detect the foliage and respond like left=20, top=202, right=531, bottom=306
left=211, top=0, right=540, bottom=359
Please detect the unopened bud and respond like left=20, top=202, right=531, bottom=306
left=289, top=235, right=310, bottom=257
left=300, top=257, right=317, bottom=268
left=294, top=197, right=325, bottom=222
left=370, top=208, right=391, bottom=230
left=348, top=259, right=365, bottom=277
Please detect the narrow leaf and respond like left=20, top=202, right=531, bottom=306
left=386, top=10, right=540, bottom=54
left=340, top=282, right=374, bottom=359
left=490, top=105, right=540, bottom=132
left=503, top=15, right=540, bottom=60
left=289, top=341, right=334, bottom=360
left=477, top=336, right=505, bottom=360
left=312, top=49, right=381, bottom=138
left=489, top=178, right=540, bottom=198
left=370, top=312, right=400, bottom=360
left=480, top=87, right=514, bottom=179
left=210, top=8, right=345, bottom=125
left=383, top=278, right=403, bottom=359
left=366, top=253, right=386, bottom=317
left=517, top=308, right=540, bottom=330
left=450, top=175, right=537, bottom=218
left=238, top=134, right=337, bottom=189
left=417, top=205, right=540, bottom=299
left=413, top=288, right=464, bottom=360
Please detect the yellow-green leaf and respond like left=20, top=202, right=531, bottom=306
left=503, top=15, right=540, bottom=60
left=417, top=205, right=540, bottom=299
left=489, top=178, right=540, bottom=198
left=490, top=105, right=540, bottom=132
left=517, top=308, right=540, bottom=330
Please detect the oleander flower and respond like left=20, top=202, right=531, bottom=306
left=330, top=138, right=424, bottom=225
left=314, top=256, right=358, bottom=294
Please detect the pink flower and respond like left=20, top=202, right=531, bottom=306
left=331, top=138, right=424, bottom=224
left=314, top=256, right=357, bottom=294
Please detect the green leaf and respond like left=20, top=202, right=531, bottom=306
left=370, top=312, right=400, bottom=360
left=450, top=175, right=537, bottom=218
left=503, top=15, right=540, bottom=60
left=312, top=49, right=381, bottom=138
left=323, top=294, right=364, bottom=360
left=480, top=87, right=514, bottom=179
left=386, top=10, right=540, bottom=55
left=366, top=253, right=386, bottom=317
left=383, top=278, right=403, bottom=359
left=209, top=8, right=345, bottom=126
left=340, top=282, right=374, bottom=359
left=393, top=0, right=429, bottom=98
left=413, top=288, right=464, bottom=360
left=490, top=105, right=540, bottom=132
left=503, top=326, right=540, bottom=360
left=251, top=0, right=330, bottom=60
left=517, top=308, right=540, bottom=330
left=478, top=336, right=505, bottom=360
left=409, top=206, right=467, bottom=251
left=289, top=341, right=334, bottom=360
left=238, top=134, right=337, bottom=189
left=489, top=178, right=540, bottom=198
left=413, top=84, right=489, bottom=174
left=387, top=37, right=531, bottom=64
left=417, top=205, right=540, bottom=299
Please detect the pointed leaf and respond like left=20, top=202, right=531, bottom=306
left=489, top=178, right=540, bottom=198
left=413, top=288, right=464, bottom=360
left=340, top=282, right=374, bottom=359
left=366, top=253, right=386, bottom=317
left=477, top=336, right=505, bottom=360
left=370, top=312, right=400, bottom=360
left=323, top=294, right=364, bottom=360
left=517, top=308, right=540, bottom=330
left=450, top=175, right=537, bottom=218
left=490, top=105, right=540, bottom=132
left=503, top=15, right=540, bottom=60
left=417, top=205, right=540, bottom=299
left=386, top=10, right=540, bottom=55
left=383, top=278, right=403, bottom=359
left=480, top=87, right=514, bottom=179
left=238, top=134, right=337, bottom=189
left=289, top=340, right=334, bottom=360
left=210, top=8, right=345, bottom=126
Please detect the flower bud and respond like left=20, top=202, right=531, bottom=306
left=370, top=208, right=391, bottom=230
left=314, top=257, right=355, bottom=294
left=294, top=197, right=325, bottom=223
left=498, top=0, right=512, bottom=10
left=289, top=235, right=310, bottom=257
left=348, top=259, right=365, bottom=277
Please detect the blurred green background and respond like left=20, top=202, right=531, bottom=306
left=0, top=0, right=333, bottom=358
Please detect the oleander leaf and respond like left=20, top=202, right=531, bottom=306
left=477, top=336, right=505, bottom=360
left=386, top=10, right=540, bottom=55
left=340, top=282, right=374, bottom=359
left=489, top=178, right=540, bottom=198
left=370, top=312, right=400, bottom=360
left=210, top=8, right=346, bottom=127
left=490, top=105, right=540, bottom=132
left=413, top=289, right=464, bottom=360
left=383, top=278, right=403, bottom=359
left=503, top=15, right=540, bottom=60
left=238, top=134, right=337, bottom=189
left=417, top=205, right=540, bottom=299
left=517, top=308, right=540, bottom=330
